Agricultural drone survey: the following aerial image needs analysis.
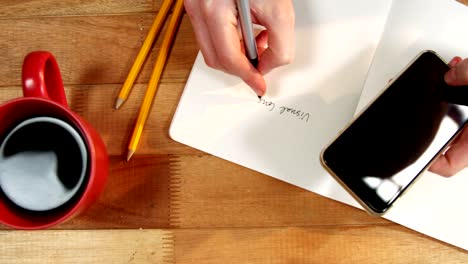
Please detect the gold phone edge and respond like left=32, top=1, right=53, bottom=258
left=319, top=50, right=455, bottom=217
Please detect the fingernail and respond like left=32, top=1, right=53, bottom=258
left=252, top=87, right=263, bottom=97
left=448, top=57, right=462, bottom=67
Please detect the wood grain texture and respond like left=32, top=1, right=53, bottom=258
left=58, top=156, right=178, bottom=229
left=0, top=15, right=197, bottom=87
left=172, top=226, right=468, bottom=264
left=172, top=155, right=390, bottom=228
left=1, top=226, right=466, bottom=264
left=0, top=0, right=161, bottom=17
left=0, top=229, right=174, bottom=264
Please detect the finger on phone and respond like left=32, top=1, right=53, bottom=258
left=445, top=58, right=468, bottom=86
left=448, top=56, right=462, bottom=68
left=430, top=136, right=468, bottom=176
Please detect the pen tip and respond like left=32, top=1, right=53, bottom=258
left=258, top=95, right=262, bottom=100
left=115, top=98, right=125, bottom=110
left=126, top=149, right=135, bottom=162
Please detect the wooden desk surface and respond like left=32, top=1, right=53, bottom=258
left=1, top=1, right=467, bottom=263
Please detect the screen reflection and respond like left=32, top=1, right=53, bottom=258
left=362, top=105, right=468, bottom=203
left=322, top=51, right=468, bottom=213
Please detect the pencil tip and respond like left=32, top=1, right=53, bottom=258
left=258, top=95, right=262, bottom=100
left=115, top=98, right=125, bottom=109
left=126, top=149, right=135, bottom=162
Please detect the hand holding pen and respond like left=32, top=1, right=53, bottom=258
left=184, top=0, right=295, bottom=97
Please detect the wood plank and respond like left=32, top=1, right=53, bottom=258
left=171, top=155, right=390, bottom=228
left=58, top=155, right=177, bottom=229
left=1, top=226, right=466, bottom=264
left=1, top=155, right=389, bottom=230
left=0, top=14, right=197, bottom=87
left=0, top=0, right=160, bottom=17
left=0, top=229, right=173, bottom=264
left=172, top=226, right=468, bottom=263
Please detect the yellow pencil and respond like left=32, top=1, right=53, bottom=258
left=126, top=0, right=185, bottom=161
left=115, top=0, right=175, bottom=109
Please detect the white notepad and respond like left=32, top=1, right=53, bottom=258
left=170, top=0, right=468, bottom=250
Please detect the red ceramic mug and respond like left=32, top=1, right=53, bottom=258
left=0, top=51, right=108, bottom=229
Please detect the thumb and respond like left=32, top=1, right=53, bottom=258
left=430, top=127, right=468, bottom=176
left=445, top=58, right=468, bottom=86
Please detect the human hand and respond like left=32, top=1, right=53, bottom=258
left=184, top=0, right=295, bottom=96
left=430, top=57, right=468, bottom=176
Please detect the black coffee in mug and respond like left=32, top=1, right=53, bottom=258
left=0, top=117, right=88, bottom=212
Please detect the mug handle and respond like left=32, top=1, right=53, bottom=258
left=22, top=51, right=69, bottom=108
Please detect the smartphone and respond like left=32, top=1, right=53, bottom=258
left=320, top=50, right=468, bottom=216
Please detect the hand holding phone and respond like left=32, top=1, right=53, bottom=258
left=431, top=57, right=468, bottom=176
left=321, top=51, right=468, bottom=216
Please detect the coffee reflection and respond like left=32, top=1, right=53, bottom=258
left=0, top=117, right=88, bottom=212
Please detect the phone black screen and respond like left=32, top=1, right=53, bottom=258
left=322, top=51, right=468, bottom=214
